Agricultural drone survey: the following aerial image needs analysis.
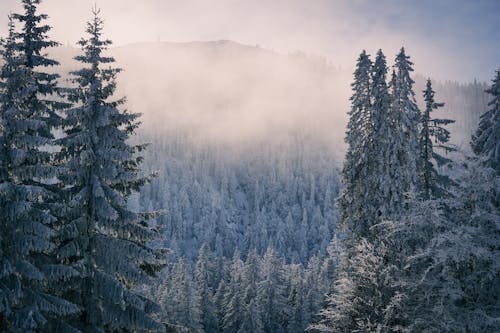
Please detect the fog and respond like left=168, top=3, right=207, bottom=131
left=1, top=0, right=498, bottom=82
left=1, top=0, right=495, bottom=150
left=51, top=42, right=351, bottom=152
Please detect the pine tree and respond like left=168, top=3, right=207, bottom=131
left=286, top=269, right=306, bottom=333
left=168, top=259, right=203, bottom=332
left=56, top=8, right=164, bottom=332
left=257, top=248, right=289, bottom=333
left=239, top=249, right=263, bottom=333
left=214, top=278, right=228, bottom=332
left=0, top=3, right=79, bottom=331
left=370, top=49, right=394, bottom=219
left=312, top=239, right=402, bottom=333
left=418, top=79, right=456, bottom=199
left=195, top=244, right=218, bottom=332
left=382, top=162, right=500, bottom=332
left=471, top=68, right=500, bottom=174
left=387, top=47, right=421, bottom=213
left=337, top=50, right=373, bottom=239
left=222, top=249, right=244, bottom=333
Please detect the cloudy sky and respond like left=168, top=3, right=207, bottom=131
left=0, top=0, right=498, bottom=82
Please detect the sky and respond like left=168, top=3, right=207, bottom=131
left=0, top=0, right=498, bottom=82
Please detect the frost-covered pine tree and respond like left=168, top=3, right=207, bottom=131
left=471, top=68, right=500, bottom=174
left=257, top=247, right=289, bottom=333
left=311, top=239, right=403, bottom=333
left=168, top=259, right=203, bottom=332
left=370, top=49, right=394, bottom=219
left=418, top=79, right=456, bottom=199
left=286, top=269, right=307, bottom=333
left=195, top=244, right=218, bottom=332
left=387, top=47, right=421, bottom=213
left=56, top=8, right=164, bottom=332
left=382, top=162, right=500, bottom=332
left=239, top=249, right=263, bottom=333
left=337, top=50, right=373, bottom=239
left=222, top=249, right=244, bottom=333
left=0, top=4, right=79, bottom=331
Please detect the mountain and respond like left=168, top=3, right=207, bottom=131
left=49, top=41, right=489, bottom=262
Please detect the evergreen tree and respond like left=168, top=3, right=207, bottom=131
left=370, top=49, right=394, bottom=219
left=312, top=239, right=403, bottom=333
left=169, top=259, right=203, bottom=332
left=239, top=249, right=263, bottom=333
left=222, top=250, right=244, bottom=333
left=387, top=47, right=421, bottom=213
left=0, top=3, right=79, bottom=331
left=214, top=278, right=228, bottom=332
left=56, top=9, right=164, bottom=332
left=257, top=248, right=289, bottom=333
left=337, top=50, right=373, bottom=239
left=286, top=269, right=307, bottom=333
left=418, top=79, right=456, bottom=199
left=195, top=244, right=218, bottom=332
left=382, top=162, right=500, bottom=332
left=471, top=68, right=500, bottom=174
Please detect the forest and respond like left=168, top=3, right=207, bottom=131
left=0, top=1, right=498, bottom=332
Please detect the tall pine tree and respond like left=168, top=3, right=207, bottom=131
left=387, top=47, right=421, bottom=213
left=418, top=78, right=456, bottom=199
left=56, top=8, right=164, bottom=332
left=338, top=50, right=373, bottom=240
left=0, top=2, right=79, bottom=331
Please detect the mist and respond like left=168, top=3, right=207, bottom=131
left=1, top=0, right=498, bottom=82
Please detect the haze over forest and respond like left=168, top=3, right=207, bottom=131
left=0, top=1, right=498, bottom=332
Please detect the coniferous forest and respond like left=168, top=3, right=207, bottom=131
left=0, top=1, right=499, bottom=332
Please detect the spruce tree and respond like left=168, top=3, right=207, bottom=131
left=0, top=3, right=79, bottom=331
left=472, top=68, right=500, bottom=174
left=257, top=248, right=289, bottom=333
left=387, top=47, right=421, bottom=213
left=239, top=250, right=263, bottom=333
left=168, top=259, right=203, bottom=332
left=370, top=49, right=393, bottom=219
left=337, top=50, right=373, bottom=239
left=222, top=250, right=244, bottom=333
left=418, top=79, right=456, bottom=199
left=56, top=9, right=164, bottom=332
left=195, top=244, right=218, bottom=332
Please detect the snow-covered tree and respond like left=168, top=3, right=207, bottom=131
left=0, top=3, right=79, bottom=331
left=312, top=239, right=403, bottom=333
left=257, top=247, right=289, bottom=333
left=380, top=161, right=500, bottom=332
left=471, top=68, right=500, bottom=174
left=338, top=50, right=373, bottom=239
left=168, top=259, right=203, bottom=332
left=370, top=49, right=394, bottom=220
left=418, top=79, right=456, bottom=199
left=387, top=47, right=421, bottom=213
left=195, top=244, right=218, bottom=332
left=286, top=268, right=307, bottom=333
left=239, top=249, right=263, bottom=333
left=56, top=9, right=164, bottom=332
left=222, top=249, right=244, bottom=333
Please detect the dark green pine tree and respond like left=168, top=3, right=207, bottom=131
left=418, top=79, right=456, bottom=199
left=0, top=2, right=80, bottom=331
left=472, top=68, right=500, bottom=174
left=56, top=8, right=165, bottom=332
